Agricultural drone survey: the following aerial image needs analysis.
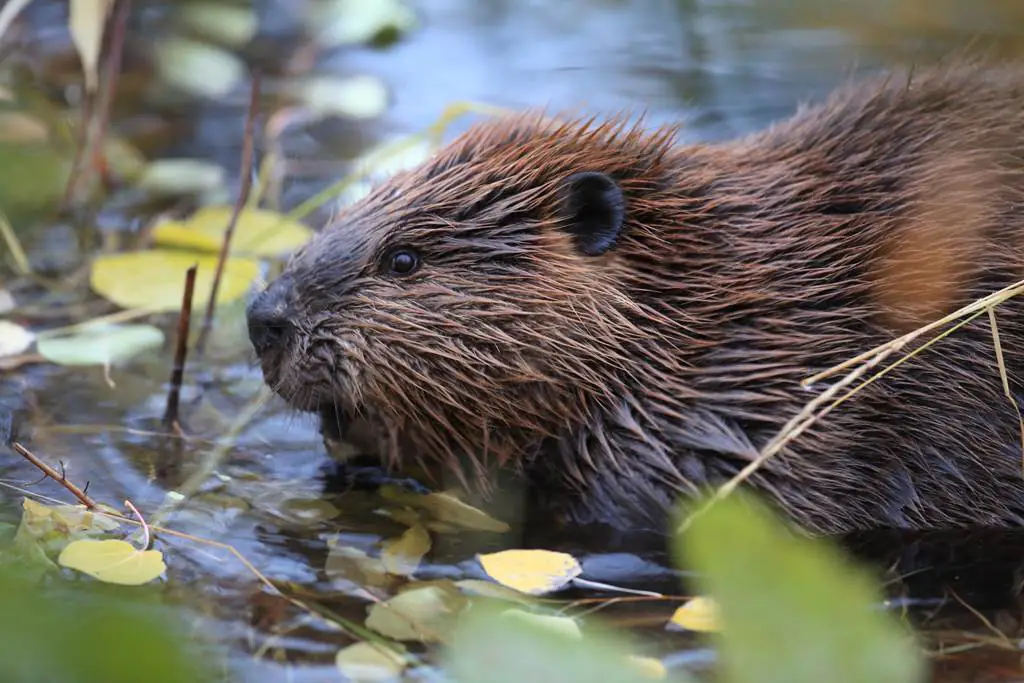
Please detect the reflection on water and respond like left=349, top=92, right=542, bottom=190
left=7, top=0, right=1024, bottom=680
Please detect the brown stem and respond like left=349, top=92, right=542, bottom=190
left=163, top=264, right=197, bottom=429
left=11, top=442, right=97, bottom=509
left=195, top=69, right=263, bottom=356
left=88, top=0, right=132, bottom=193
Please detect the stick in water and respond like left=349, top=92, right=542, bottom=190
left=164, top=264, right=198, bottom=430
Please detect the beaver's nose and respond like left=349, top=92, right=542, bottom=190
left=246, top=278, right=296, bottom=356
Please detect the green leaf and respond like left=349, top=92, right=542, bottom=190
left=380, top=523, right=431, bottom=576
left=135, top=159, right=225, bottom=195
left=0, top=567, right=216, bottom=682
left=179, top=4, right=258, bottom=47
left=296, top=75, right=390, bottom=120
left=90, top=249, right=259, bottom=312
left=335, top=641, right=408, bottom=681
left=152, top=206, right=314, bottom=257
left=445, top=602, right=695, bottom=683
left=365, top=583, right=467, bottom=643
left=674, top=493, right=926, bottom=683
left=37, top=323, right=164, bottom=366
left=304, top=0, right=417, bottom=47
left=58, top=539, right=167, bottom=586
left=154, top=38, right=246, bottom=99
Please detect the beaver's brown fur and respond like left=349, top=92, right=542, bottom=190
left=247, top=62, right=1024, bottom=535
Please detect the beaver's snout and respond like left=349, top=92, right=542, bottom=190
left=246, top=275, right=297, bottom=357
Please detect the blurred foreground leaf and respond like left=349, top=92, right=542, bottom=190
left=69, top=0, right=114, bottom=93
left=0, top=568, right=215, bottom=683
left=0, top=142, right=67, bottom=218
left=675, top=494, right=926, bottom=683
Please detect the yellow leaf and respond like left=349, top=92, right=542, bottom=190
left=365, top=584, right=466, bottom=643
left=628, top=655, right=667, bottom=680
left=58, top=539, right=166, bottom=586
left=380, top=523, right=431, bottom=576
left=477, top=549, right=581, bottom=595
left=69, top=0, right=115, bottom=93
left=90, top=249, right=259, bottom=312
left=379, top=487, right=510, bottom=533
left=335, top=642, right=407, bottom=681
left=669, top=595, right=722, bottom=633
left=152, top=206, right=313, bottom=257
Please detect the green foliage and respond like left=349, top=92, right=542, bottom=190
left=675, top=493, right=927, bottom=683
left=0, top=568, right=215, bottom=683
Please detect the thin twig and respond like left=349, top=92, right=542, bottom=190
left=124, top=499, right=150, bottom=549
left=163, top=264, right=197, bottom=429
left=195, top=69, right=262, bottom=356
left=10, top=442, right=97, bottom=509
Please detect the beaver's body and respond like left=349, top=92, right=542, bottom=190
left=248, top=62, right=1024, bottom=534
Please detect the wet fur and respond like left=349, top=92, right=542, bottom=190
left=254, top=61, right=1024, bottom=535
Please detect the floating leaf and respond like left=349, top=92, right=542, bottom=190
left=179, top=3, right=258, bottom=47
left=0, top=320, right=34, bottom=357
left=477, top=549, right=581, bottom=595
left=453, top=579, right=534, bottom=605
left=136, top=159, right=225, bottom=195
left=69, top=0, right=114, bottom=93
left=668, top=595, right=721, bottom=633
left=305, top=0, right=417, bottom=47
left=335, top=641, right=407, bottom=681
left=380, top=523, right=431, bottom=576
left=500, top=609, right=581, bottom=640
left=58, top=539, right=166, bottom=586
left=154, top=38, right=245, bottom=99
left=90, top=249, right=259, bottom=312
left=365, top=583, right=466, bottom=643
left=675, top=493, right=925, bottom=683
left=152, top=206, right=313, bottom=257
left=37, top=324, right=164, bottom=366
left=298, top=75, right=390, bottom=120
left=380, top=487, right=510, bottom=533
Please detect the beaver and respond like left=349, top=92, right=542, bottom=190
left=246, top=61, right=1024, bottom=535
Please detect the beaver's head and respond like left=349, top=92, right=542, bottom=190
left=246, top=114, right=685, bottom=480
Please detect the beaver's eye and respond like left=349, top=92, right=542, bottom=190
left=386, top=248, right=420, bottom=276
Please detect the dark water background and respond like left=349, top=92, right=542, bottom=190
left=6, top=1, right=1024, bottom=681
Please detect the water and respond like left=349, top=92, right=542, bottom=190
left=6, top=1, right=1024, bottom=680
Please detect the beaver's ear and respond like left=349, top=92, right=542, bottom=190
left=560, top=171, right=626, bottom=256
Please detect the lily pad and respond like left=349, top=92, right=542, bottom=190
left=335, top=641, right=407, bottom=681
left=477, top=549, right=582, bottom=595
left=58, top=539, right=166, bottom=586
left=37, top=324, right=164, bottom=366
left=152, top=206, right=313, bottom=257
left=90, top=249, right=259, bottom=312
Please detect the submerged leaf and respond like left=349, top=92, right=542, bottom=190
left=477, top=549, right=581, bottom=595
left=58, top=539, right=166, bottom=586
left=152, top=206, right=313, bottom=257
left=668, top=595, right=721, bottom=633
left=90, top=249, right=259, bottom=312
left=335, top=641, right=407, bottom=681
left=380, top=487, right=510, bottom=533
left=37, top=324, right=164, bottom=366
left=675, top=494, right=926, bottom=683
left=380, top=524, right=431, bottom=576
left=365, top=583, right=466, bottom=643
